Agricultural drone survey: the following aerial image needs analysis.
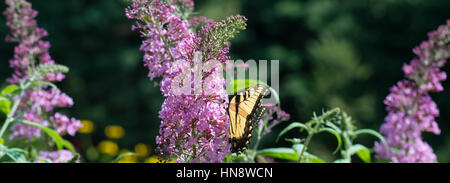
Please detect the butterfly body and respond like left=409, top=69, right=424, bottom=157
left=227, top=84, right=269, bottom=154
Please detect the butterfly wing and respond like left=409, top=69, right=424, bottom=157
left=228, top=84, right=269, bottom=153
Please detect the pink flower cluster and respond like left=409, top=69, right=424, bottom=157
left=9, top=111, right=49, bottom=141
left=375, top=20, right=450, bottom=163
left=4, top=0, right=82, bottom=140
left=125, top=0, right=193, bottom=82
left=4, top=0, right=61, bottom=84
left=126, top=0, right=244, bottom=162
left=36, top=150, right=74, bottom=163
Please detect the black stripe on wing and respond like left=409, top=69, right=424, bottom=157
left=228, top=84, right=270, bottom=154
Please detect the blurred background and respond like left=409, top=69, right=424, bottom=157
left=0, top=0, right=449, bottom=162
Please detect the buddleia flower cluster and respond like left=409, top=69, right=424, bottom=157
left=36, top=150, right=75, bottom=163
left=126, top=0, right=246, bottom=162
left=3, top=0, right=81, bottom=162
left=375, top=20, right=450, bottom=163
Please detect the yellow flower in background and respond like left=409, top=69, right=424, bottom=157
left=145, top=156, right=159, bottom=163
left=118, top=149, right=138, bottom=163
left=78, top=120, right=94, bottom=134
left=104, top=125, right=125, bottom=139
left=145, top=155, right=176, bottom=163
left=134, top=143, right=149, bottom=157
left=119, top=149, right=131, bottom=155
left=98, top=140, right=119, bottom=156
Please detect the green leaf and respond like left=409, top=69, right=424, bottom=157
left=63, top=140, right=76, bottom=154
left=0, top=144, right=28, bottom=163
left=347, top=144, right=371, bottom=163
left=19, top=120, right=64, bottom=150
left=0, top=138, right=4, bottom=145
left=276, top=122, right=309, bottom=142
left=284, top=138, right=303, bottom=144
left=301, top=154, right=325, bottom=163
left=354, top=129, right=387, bottom=150
left=227, top=79, right=281, bottom=107
left=256, top=147, right=298, bottom=161
left=318, top=127, right=342, bottom=154
left=292, top=144, right=325, bottom=163
left=356, top=150, right=371, bottom=163
left=325, top=121, right=342, bottom=133
left=1, top=85, right=19, bottom=96
left=0, top=97, right=11, bottom=114
left=227, top=79, right=269, bottom=94
left=113, top=152, right=138, bottom=163
left=255, top=155, right=273, bottom=163
left=224, top=154, right=232, bottom=163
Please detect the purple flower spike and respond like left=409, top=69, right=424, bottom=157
left=375, top=20, right=450, bottom=163
left=127, top=0, right=243, bottom=162
left=4, top=0, right=81, bottom=140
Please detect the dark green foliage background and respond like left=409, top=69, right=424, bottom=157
left=0, top=0, right=449, bottom=162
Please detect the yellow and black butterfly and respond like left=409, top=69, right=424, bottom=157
left=227, top=84, right=269, bottom=154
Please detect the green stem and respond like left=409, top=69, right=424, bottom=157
left=251, top=120, right=265, bottom=161
left=0, top=86, right=25, bottom=139
left=298, top=125, right=316, bottom=163
left=0, top=77, right=34, bottom=139
left=341, top=132, right=352, bottom=162
left=298, top=109, right=340, bottom=163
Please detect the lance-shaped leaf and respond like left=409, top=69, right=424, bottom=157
left=276, top=122, right=309, bottom=142
left=1, top=85, right=19, bottom=96
left=63, top=139, right=76, bottom=154
left=354, top=129, right=387, bottom=149
left=0, top=97, right=11, bottom=114
left=227, top=79, right=268, bottom=94
left=19, top=120, right=64, bottom=150
left=318, top=127, right=342, bottom=154
left=256, top=147, right=298, bottom=161
left=347, top=144, right=371, bottom=163
left=0, top=144, right=28, bottom=163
